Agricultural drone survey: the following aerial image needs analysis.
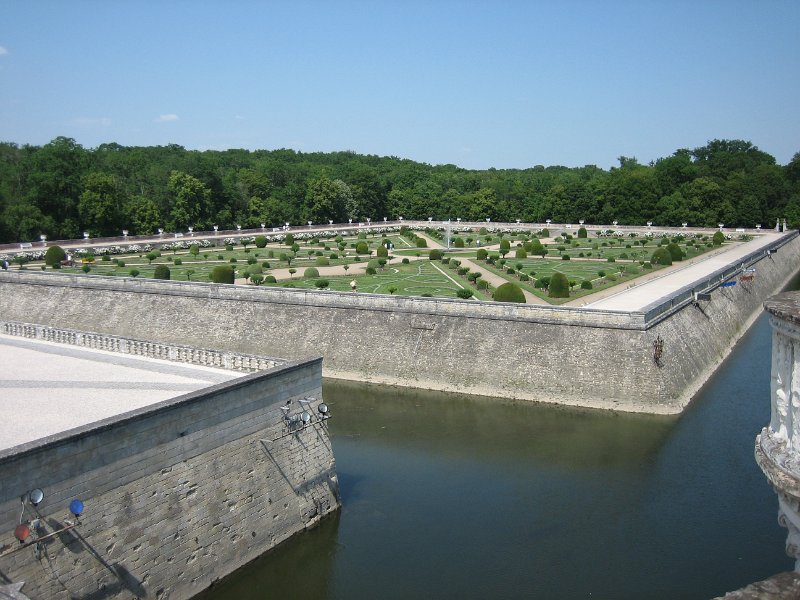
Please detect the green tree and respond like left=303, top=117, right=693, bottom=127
left=305, top=176, right=349, bottom=223
left=125, top=195, right=162, bottom=236
left=78, top=172, right=124, bottom=236
left=44, top=245, right=67, bottom=267
left=167, top=171, right=212, bottom=230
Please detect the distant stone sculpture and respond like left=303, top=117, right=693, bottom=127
left=757, top=292, right=800, bottom=570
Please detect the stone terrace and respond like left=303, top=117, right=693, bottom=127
left=0, top=333, right=247, bottom=451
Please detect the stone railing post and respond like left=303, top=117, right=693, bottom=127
left=757, top=292, right=800, bottom=570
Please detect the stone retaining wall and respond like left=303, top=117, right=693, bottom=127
left=0, top=358, right=339, bottom=599
left=1, top=233, right=799, bottom=413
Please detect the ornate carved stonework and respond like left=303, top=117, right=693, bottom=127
left=758, top=292, right=800, bottom=571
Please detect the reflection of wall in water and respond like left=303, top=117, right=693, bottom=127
left=324, top=379, right=675, bottom=470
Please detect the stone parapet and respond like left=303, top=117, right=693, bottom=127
left=0, top=319, right=284, bottom=373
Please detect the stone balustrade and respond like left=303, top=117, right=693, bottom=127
left=0, top=319, right=284, bottom=373
left=757, top=293, right=800, bottom=570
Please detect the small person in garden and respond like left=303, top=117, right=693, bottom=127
left=350, top=280, right=357, bottom=292
left=1, top=260, right=8, bottom=270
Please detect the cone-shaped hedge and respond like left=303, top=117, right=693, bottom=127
left=548, top=272, right=570, bottom=298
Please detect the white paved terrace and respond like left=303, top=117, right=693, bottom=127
left=0, top=334, right=243, bottom=452
left=586, top=232, right=788, bottom=312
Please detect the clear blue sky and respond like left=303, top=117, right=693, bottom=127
left=1, top=1, right=798, bottom=169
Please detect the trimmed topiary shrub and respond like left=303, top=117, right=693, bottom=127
left=255, top=236, right=267, bottom=248
left=562, top=254, right=571, bottom=260
left=315, top=256, right=330, bottom=266
left=548, top=272, right=570, bottom=298
left=492, top=282, right=525, bottom=303
left=519, top=273, right=530, bottom=282
left=153, top=265, right=171, bottom=280
left=515, top=248, right=527, bottom=259
left=211, top=265, right=235, bottom=284
left=477, top=279, right=489, bottom=290
left=173, top=258, right=182, bottom=266
left=129, top=268, right=140, bottom=278
left=304, top=267, right=320, bottom=278
left=429, top=249, right=444, bottom=260
left=456, top=288, right=474, bottom=299
left=476, top=248, right=488, bottom=260
left=264, top=275, right=277, bottom=283
left=454, top=237, right=465, bottom=248
left=402, top=257, right=410, bottom=264
left=578, top=227, right=588, bottom=238
left=376, top=245, right=388, bottom=257
left=415, top=237, right=427, bottom=248
left=581, top=279, right=593, bottom=290
left=666, top=242, right=683, bottom=262
left=248, top=263, right=263, bottom=274
left=365, top=266, right=377, bottom=275
left=356, top=241, right=369, bottom=254
left=651, top=247, right=673, bottom=266
left=314, top=279, right=330, bottom=289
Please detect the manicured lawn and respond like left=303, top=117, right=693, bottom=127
left=265, top=261, right=492, bottom=301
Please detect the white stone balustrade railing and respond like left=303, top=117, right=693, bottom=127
left=757, top=293, right=800, bottom=571
left=0, top=320, right=284, bottom=373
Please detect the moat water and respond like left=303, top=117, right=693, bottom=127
left=200, top=312, right=793, bottom=599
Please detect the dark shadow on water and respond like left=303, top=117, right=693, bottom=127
left=194, top=513, right=340, bottom=600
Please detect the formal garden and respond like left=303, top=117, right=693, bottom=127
left=1, top=225, right=742, bottom=304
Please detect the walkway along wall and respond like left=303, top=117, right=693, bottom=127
left=0, top=357, right=339, bottom=599
left=1, top=233, right=799, bottom=414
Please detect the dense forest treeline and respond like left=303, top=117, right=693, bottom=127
left=0, top=137, right=799, bottom=243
